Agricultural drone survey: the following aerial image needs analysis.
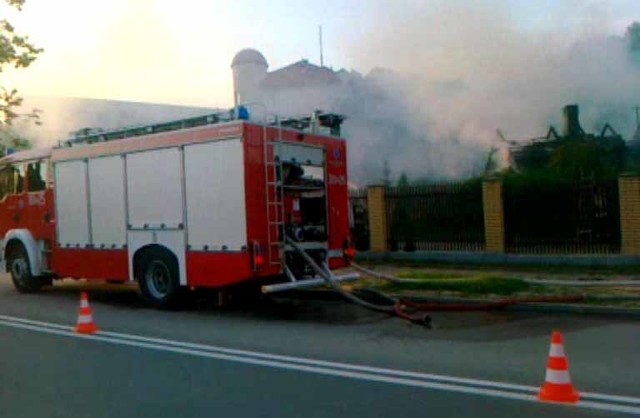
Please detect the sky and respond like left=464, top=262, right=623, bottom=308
left=2, top=0, right=638, bottom=109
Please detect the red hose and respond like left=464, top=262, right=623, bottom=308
left=396, top=295, right=585, bottom=313
left=393, top=303, right=433, bottom=324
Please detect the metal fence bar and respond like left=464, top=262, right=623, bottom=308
left=503, top=177, right=620, bottom=255
left=384, top=180, right=485, bottom=252
left=350, top=176, right=621, bottom=256
left=349, top=188, right=370, bottom=250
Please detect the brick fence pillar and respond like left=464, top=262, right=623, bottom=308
left=618, top=173, right=640, bottom=255
left=482, top=176, right=505, bottom=253
left=367, top=185, right=388, bottom=252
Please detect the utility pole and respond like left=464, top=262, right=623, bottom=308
left=634, top=106, right=640, bottom=129
left=319, top=25, right=324, bottom=67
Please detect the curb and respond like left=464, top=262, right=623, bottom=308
left=506, top=302, right=640, bottom=318
left=356, top=251, right=640, bottom=269
left=281, top=290, right=640, bottom=319
left=399, top=295, right=640, bottom=319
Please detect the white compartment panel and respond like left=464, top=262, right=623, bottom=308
left=55, top=160, right=89, bottom=247
left=88, top=156, right=126, bottom=247
left=184, top=139, right=246, bottom=251
left=126, top=148, right=183, bottom=228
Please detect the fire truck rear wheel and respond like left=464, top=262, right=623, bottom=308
left=8, top=244, right=44, bottom=293
left=137, top=248, right=183, bottom=310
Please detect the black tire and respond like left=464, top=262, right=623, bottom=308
left=7, top=244, right=43, bottom=293
left=137, top=248, right=183, bottom=310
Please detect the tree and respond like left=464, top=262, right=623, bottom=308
left=397, top=172, right=410, bottom=187
left=1, top=0, right=42, bottom=152
left=626, top=21, right=640, bottom=52
left=0, top=127, right=29, bottom=154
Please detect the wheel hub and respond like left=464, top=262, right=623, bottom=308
left=145, top=260, right=170, bottom=299
left=11, top=259, right=27, bottom=283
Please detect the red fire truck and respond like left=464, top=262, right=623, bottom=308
left=0, top=111, right=356, bottom=308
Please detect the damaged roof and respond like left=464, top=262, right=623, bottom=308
left=261, top=59, right=341, bottom=89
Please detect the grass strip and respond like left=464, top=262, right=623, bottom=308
left=360, top=258, right=640, bottom=276
left=395, top=271, right=468, bottom=280
left=382, top=276, right=531, bottom=296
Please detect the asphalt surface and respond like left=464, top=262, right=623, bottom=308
left=0, top=275, right=638, bottom=417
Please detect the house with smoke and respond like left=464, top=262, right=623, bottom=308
left=509, top=105, right=628, bottom=178
left=230, top=48, right=485, bottom=184
left=231, top=48, right=360, bottom=118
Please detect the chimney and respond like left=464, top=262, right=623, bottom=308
left=634, top=106, right=640, bottom=142
left=562, top=104, right=583, bottom=139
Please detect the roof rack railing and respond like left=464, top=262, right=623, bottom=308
left=59, top=107, right=346, bottom=148
left=60, top=109, right=239, bottom=147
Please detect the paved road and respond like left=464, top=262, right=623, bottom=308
left=0, top=276, right=638, bottom=417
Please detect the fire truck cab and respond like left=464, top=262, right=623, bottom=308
left=0, top=111, right=355, bottom=308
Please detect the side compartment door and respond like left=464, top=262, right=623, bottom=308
left=87, top=156, right=127, bottom=250
left=183, top=139, right=247, bottom=252
left=125, top=148, right=187, bottom=285
left=55, top=160, right=90, bottom=249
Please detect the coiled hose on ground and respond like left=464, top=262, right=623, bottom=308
left=286, top=238, right=586, bottom=326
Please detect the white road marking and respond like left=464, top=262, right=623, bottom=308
left=0, top=314, right=638, bottom=415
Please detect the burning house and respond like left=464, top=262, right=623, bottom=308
left=509, top=104, right=628, bottom=177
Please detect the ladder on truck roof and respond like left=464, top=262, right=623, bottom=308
left=60, top=110, right=238, bottom=147
left=60, top=109, right=345, bottom=148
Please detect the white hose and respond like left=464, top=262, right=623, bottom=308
left=350, top=262, right=474, bottom=284
left=285, top=238, right=396, bottom=313
left=351, top=261, right=640, bottom=287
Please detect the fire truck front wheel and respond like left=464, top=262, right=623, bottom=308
left=7, top=243, right=44, bottom=293
left=137, top=248, right=183, bottom=310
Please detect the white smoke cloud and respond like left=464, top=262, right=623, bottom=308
left=11, top=0, right=639, bottom=187
left=340, top=0, right=640, bottom=184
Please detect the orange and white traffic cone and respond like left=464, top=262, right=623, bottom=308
left=75, top=291, right=98, bottom=334
left=539, top=331, right=580, bottom=404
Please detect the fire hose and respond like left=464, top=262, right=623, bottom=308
left=286, top=238, right=432, bottom=324
left=350, top=262, right=640, bottom=287
left=285, top=239, right=586, bottom=326
left=285, top=238, right=399, bottom=315
left=349, top=262, right=585, bottom=311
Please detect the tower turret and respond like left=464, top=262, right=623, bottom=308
left=231, top=48, right=268, bottom=107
